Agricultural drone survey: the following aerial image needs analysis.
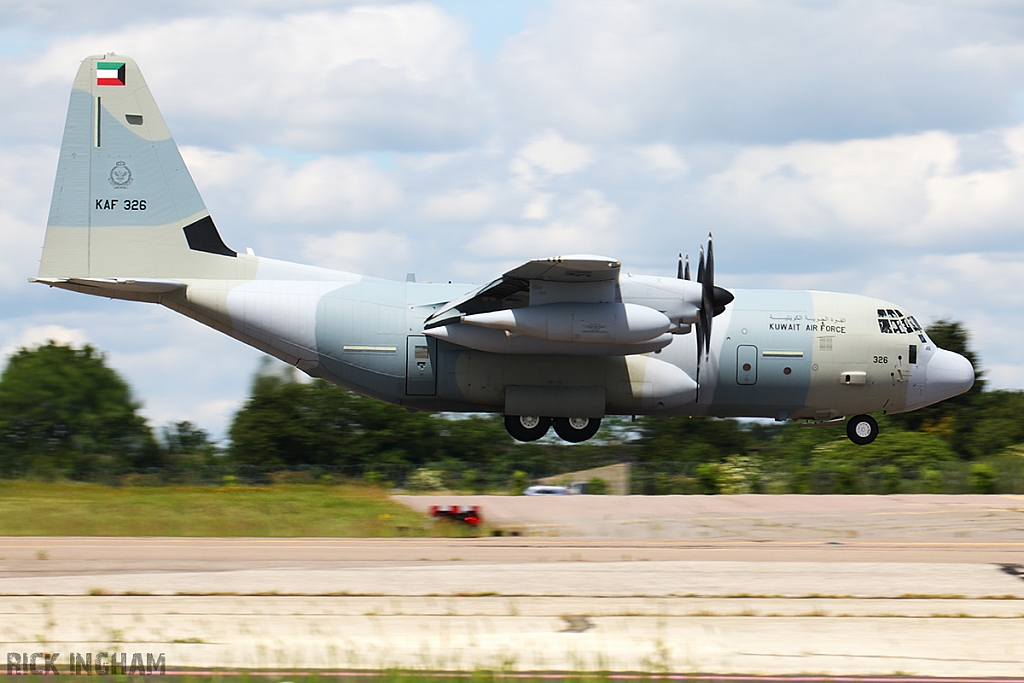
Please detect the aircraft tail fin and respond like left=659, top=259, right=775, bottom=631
left=38, top=54, right=249, bottom=281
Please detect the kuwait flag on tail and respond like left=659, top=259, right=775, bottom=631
left=96, top=61, right=125, bottom=86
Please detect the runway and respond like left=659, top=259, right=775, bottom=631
left=2, top=495, right=1024, bottom=676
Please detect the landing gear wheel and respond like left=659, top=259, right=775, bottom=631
left=847, top=414, right=878, bottom=446
left=553, top=417, right=602, bottom=443
left=504, top=415, right=551, bottom=442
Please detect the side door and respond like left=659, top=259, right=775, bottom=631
left=736, top=345, right=758, bottom=385
left=406, top=335, right=436, bottom=396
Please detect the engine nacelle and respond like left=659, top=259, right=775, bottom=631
left=460, top=302, right=671, bottom=345
left=618, top=274, right=703, bottom=324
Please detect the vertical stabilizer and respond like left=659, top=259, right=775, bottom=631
left=39, top=54, right=247, bottom=280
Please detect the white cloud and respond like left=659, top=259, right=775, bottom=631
left=181, top=146, right=401, bottom=224
left=514, top=130, right=595, bottom=176
left=635, top=143, right=688, bottom=174
left=496, top=1, right=1024, bottom=144
left=0, top=0, right=372, bottom=30
left=420, top=185, right=500, bottom=222
left=521, top=193, right=553, bottom=220
left=0, top=324, right=88, bottom=360
left=301, top=230, right=410, bottom=274
left=0, top=145, right=59, bottom=289
left=702, top=132, right=956, bottom=240
left=467, top=189, right=619, bottom=262
left=699, top=128, right=1024, bottom=248
left=18, top=5, right=487, bottom=152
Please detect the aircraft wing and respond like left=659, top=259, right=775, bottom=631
left=424, top=255, right=621, bottom=329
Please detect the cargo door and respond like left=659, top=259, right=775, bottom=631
left=406, top=335, right=436, bottom=396
left=736, top=345, right=758, bottom=385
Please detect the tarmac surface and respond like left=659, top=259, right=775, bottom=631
left=2, top=495, right=1024, bottom=677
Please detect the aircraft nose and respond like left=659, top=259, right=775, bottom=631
left=923, top=348, right=975, bottom=406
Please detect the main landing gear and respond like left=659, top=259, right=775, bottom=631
left=846, top=414, right=879, bottom=445
left=504, top=415, right=602, bottom=443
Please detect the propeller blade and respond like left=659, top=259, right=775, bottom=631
left=677, top=252, right=683, bottom=279
left=706, top=234, right=714, bottom=288
left=684, top=253, right=690, bottom=280
left=695, top=245, right=708, bottom=391
left=703, top=235, right=715, bottom=356
left=695, top=318, right=705, bottom=390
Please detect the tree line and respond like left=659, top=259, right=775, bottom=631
left=1, top=321, right=1022, bottom=494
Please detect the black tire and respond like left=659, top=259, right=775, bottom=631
left=847, top=414, right=878, bottom=445
left=504, top=415, right=551, bottom=442
left=552, top=416, right=602, bottom=443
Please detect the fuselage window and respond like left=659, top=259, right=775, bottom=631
left=909, top=344, right=918, bottom=364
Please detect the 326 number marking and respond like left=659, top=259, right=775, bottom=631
left=873, top=355, right=888, bottom=364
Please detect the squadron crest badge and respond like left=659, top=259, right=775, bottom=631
left=108, top=160, right=133, bottom=188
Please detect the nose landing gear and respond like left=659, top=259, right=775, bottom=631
left=847, top=414, right=879, bottom=445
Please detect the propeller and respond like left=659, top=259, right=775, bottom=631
left=686, top=234, right=734, bottom=398
left=677, top=252, right=690, bottom=280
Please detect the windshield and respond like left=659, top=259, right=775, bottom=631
left=877, top=308, right=922, bottom=335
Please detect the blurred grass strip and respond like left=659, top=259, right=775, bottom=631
left=0, top=481, right=473, bottom=537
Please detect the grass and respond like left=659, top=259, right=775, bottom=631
left=0, top=481, right=479, bottom=537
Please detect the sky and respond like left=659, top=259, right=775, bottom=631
left=2, top=0, right=1023, bottom=441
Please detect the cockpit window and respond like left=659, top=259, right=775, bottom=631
left=878, top=309, right=921, bottom=334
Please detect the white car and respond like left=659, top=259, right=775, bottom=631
left=523, top=485, right=571, bottom=496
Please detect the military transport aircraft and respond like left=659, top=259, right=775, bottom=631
left=33, top=55, right=975, bottom=444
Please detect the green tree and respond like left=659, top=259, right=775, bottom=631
left=632, top=416, right=751, bottom=493
left=228, top=374, right=363, bottom=471
left=161, top=420, right=214, bottom=456
left=969, top=463, right=997, bottom=494
left=509, top=470, right=529, bottom=495
left=638, top=416, right=750, bottom=467
left=953, top=390, right=1024, bottom=459
left=228, top=369, right=446, bottom=478
left=0, top=342, right=156, bottom=478
left=695, top=463, right=722, bottom=494
left=807, top=431, right=955, bottom=493
left=159, top=420, right=219, bottom=484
